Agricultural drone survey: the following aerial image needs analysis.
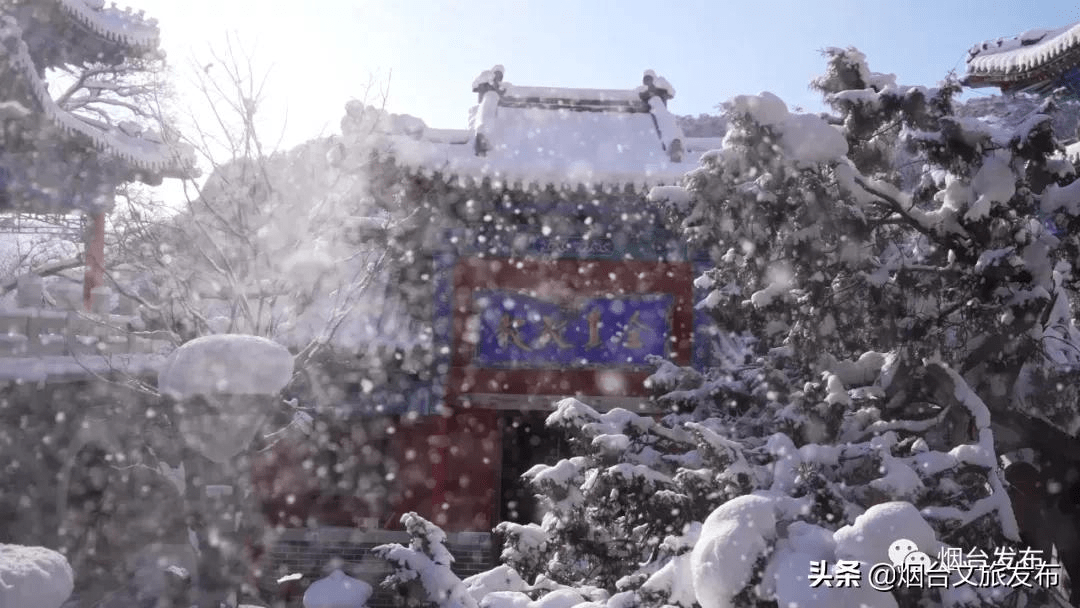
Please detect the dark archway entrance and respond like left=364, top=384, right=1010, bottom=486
left=499, top=411, right=568, bottom=524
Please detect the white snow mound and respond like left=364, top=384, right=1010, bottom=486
left=833, top=501, right=939, bottom=565
left=780, top=113, right=848, bottom=164
left=533, top=589, right=587, bottom=608
left=463, top=565, right=529, bottom=603
left=302, top=569, right=373, bottom=608
left=158, top=334, right=294, bottom=399
left=729, top=92, right=848, bottom=164
left=691, top=494, right=778, bottom=608
left=730, top=92, right=789, bottom=126
left=0, top=544, right=74, bottom=608
left=481, top=591, right=533, bottom=608
left=765, top=522, right=839, bottom=608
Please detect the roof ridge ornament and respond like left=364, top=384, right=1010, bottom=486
left=472, top=64, right=508, bottom=101
left=638, top=69, right=675, bottom=106
left=637, top=70, right=682, bottom=161
left=472, top=65, right=505, bottom=157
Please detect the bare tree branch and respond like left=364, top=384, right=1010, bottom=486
left=0, top=255, right=84, bottom=296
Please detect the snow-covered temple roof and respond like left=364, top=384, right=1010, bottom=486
left=0, top=0, right=195, bottom=213
left=9, top=0, right=161, bottom=68
left=964, top=22, right=1080, bottom=94
left=339, top=66, right=717, bottom=192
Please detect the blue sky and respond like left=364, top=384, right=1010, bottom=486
left=135, top=0, right=1080, bottom=147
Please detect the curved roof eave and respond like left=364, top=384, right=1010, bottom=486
left=966, top=22, right=1080, bottom=77
left=373, top=146, right=684, bottom=196
left=55, top=0, right=161, bottom=51
left=364, top=132, right=696, bottom=195
left=2, top=17, right=196, bottom=182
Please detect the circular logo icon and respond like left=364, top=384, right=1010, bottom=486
left=903, top=551, right=933, bottom=571
left=888, top=538, right=919, bottom=567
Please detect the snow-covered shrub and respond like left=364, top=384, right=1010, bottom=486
left=506, top=357, right=1023, bottom=607
left=374, top=512, right=479, bottom=608
left=405, top=355, right=1027, bottom=606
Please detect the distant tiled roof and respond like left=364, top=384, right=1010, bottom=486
left=339, top=66, right=719, bottom=191
left=965, top=23, right=1080, bottom=92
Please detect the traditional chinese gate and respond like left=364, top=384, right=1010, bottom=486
left=341, top=65, right=725, bottom=533
left=392, top=238, right=698, bottom=531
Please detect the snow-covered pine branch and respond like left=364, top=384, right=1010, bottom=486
left=374, top=512, right=478, bottom=608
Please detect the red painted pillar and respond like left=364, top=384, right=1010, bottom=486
left=83, top=211, right=105, bottom=311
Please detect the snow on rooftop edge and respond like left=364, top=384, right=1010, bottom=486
left=0, top=9, right=196, bottom=182
left=57, top=0, right=161, bottom=50
left=344, top=67, right=699, bottom=189
left=367, top=109, right=700, bottom=189
left=503, top=85, right=644, bottom=104
left=967, top=21, right=1080, bottom=75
